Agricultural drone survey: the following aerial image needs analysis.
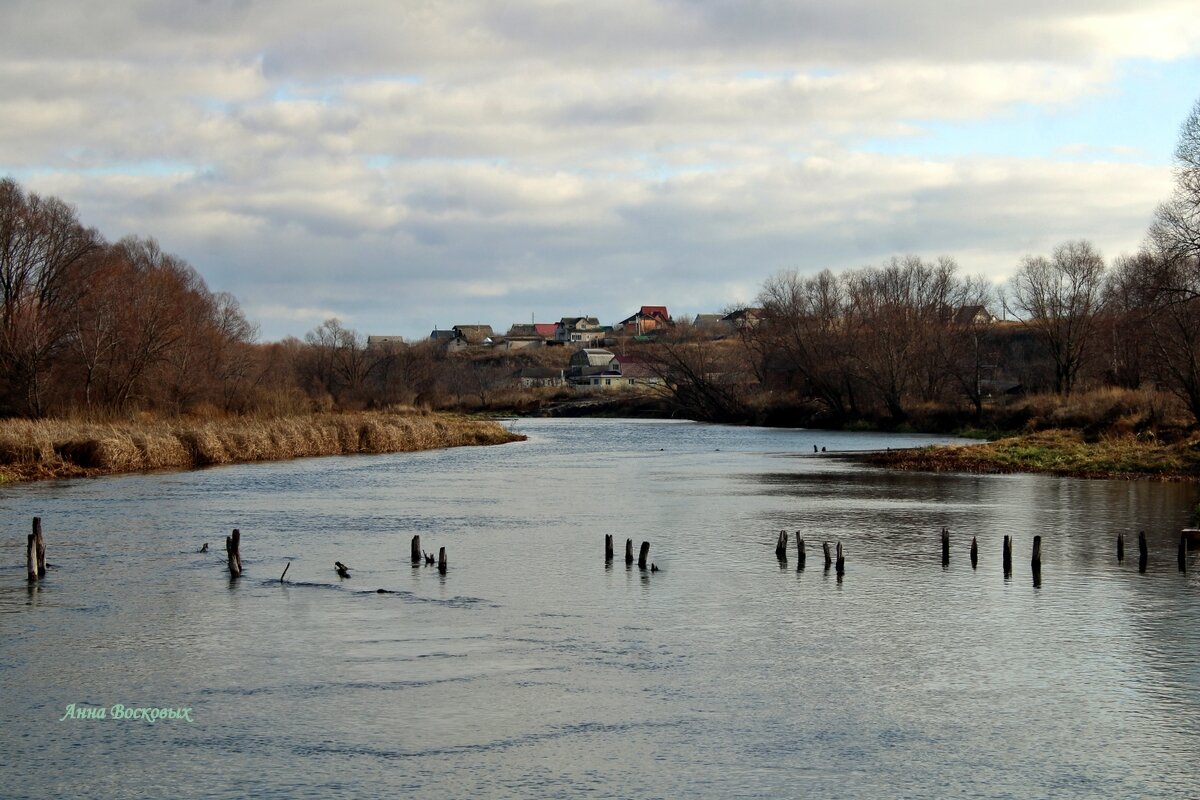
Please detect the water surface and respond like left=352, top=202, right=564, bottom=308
left=1, top=419, right=1197, bottom=798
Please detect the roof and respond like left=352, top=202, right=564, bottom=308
left=429, top=329, right=457, bottom=341
left=534, top=323, right=557, bottom=337
left=955, top=305, right=997, bottom=325
left=620, top=305, right=671, bottom=326
left=722, top=307, right=763, bottom=321
left=571, top=348, right=618, bottom=367
left=693, top=314, right=723, bottom=326
left=366, top=335, right=405, bottom=346
left=452, top=324, right=494, bottom=344
left=559, top=316, right=600, bottom=328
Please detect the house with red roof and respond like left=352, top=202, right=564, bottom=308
left=617, top=306, right=672, bottom=335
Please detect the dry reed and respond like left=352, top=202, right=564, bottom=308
left=0, top=412, right=524, bottom=484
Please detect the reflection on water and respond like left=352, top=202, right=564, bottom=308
left=0, top=418, right=1198, bottom=799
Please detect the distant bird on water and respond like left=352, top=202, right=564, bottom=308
left=335, top=561, right=351, bottom=578
left=199, top=543, right=208, bottom=553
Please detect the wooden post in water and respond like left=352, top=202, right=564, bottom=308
left=1002, top=535, right=1012, bottom=577
left=411, top=535, right=421, bottom=566
left=437, top=547, right=447, bottom=574
left=625, top=538, right=634, bottom=565
left=33, top=518, right=46, bottom=579
left=796, top=537, right=806, bottom=571
left=941, top=528, right=950, bottom=566
left=1117, top=532, right=1124, bottom=562
left=822, top=541, right=832, bottom=570
left=1031, top=535, right=1043, bottom=587
left=605, top=534, right=614, bottom=563
left=970, top=537, right=978, bottom=569
left=1178, top=534, right=1187, bottom=572
left=26, top=530, right=38, bottom=582
left=835, top=541, right=845, bottom=576
left=638, top=541, right=650, bottom=569
left=280, top=562, right=290, bottom=582
left=775, top=530, right=788, bottom=559
left=1138, top=530, right=1148, bottom=574
left=226, top=529, right=242, bottom=578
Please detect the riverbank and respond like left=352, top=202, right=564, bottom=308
left=0, top=412, right=524, bottom=483
left=859, top=429, right=1200, bottom=481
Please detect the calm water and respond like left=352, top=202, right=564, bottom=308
left=1, top=419, right=1198, bottom=799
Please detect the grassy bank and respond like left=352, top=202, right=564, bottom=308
left=861, top=429, right=1200, bottom=481
left=0, top=412, right=524, bottom=483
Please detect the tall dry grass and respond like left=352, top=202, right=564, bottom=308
left=0, top=412, right=523, bottom=483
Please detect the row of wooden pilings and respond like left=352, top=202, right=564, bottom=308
left=604, top=534, right=658, bottom=571
left=774, top=530, right=845, bottom=576
left=764, top=527, right=1191, bottom=580
left=18, top=517, right=1193, bottom=584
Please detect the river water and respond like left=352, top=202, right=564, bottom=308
left=1, top=418, right=1198, bottom=799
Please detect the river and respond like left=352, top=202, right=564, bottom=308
left=1, top=418, right=1197, bottom=798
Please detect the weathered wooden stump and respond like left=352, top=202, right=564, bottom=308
left=411, top=535, right=422, bottom=566
left=26, top=531, right=38, bottom=582
left=1178, top=534, right=1187, bottom=572
left=1116, top=532, right=1124, bottom=562
left=835, top=541, right=845, bottom=576
left=638, top=541, right=650, bottom=569
left=775, top=530, right=788, bottom=559
left=1030, top=535, right=1043, bottom=587
left=33, top=518, right=46, bottom=579
left=822, top=541, right=832, bottom=570
left=437, top=547, right=447, bottom=575
left=26, top=517, right=48, bottom=582
left=941, top=528, right=950, bottom=566
left=970, top=536, right=978, bottom=569
left=334, top=561, right=350, bottom=578
left=1138, top=530, right=1148, bottom=574
left=605, top=534, right=614, bottom=563
left=1002, top=535, right=1012, bottom=577
left=226, top=529, right=242, bottom=578
left=796, top=537, right=806, bottom=571
left=625, top=538, right=634, bottom=565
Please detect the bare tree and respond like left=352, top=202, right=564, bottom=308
left=0, top=179, right=100, bottom=414
left=1006, top=240, right=1106, bottom=396
left=843, top=255, right=962, bottom=421
left=1150, top=98, right=1200, bottom=271
left=755, top=269, right=855, bottom=419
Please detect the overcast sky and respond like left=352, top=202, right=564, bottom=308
left=2, top=1, right=1198, bottom=341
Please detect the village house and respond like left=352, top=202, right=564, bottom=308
left=498, top=322, right=558, bottom=350
left=452, top=324, right=494, bottom=345
left=721, top=307, right=764, bottom=330
left=616, top=305, right=672, bottom=336
left=954, top=305, right=999, bottom=326
left=567, top=347, right=620, bottom=382
left=556, top=316, right=606, bottom=345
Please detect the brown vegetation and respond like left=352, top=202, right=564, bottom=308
left=0, top=411, right=524, bottom=483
